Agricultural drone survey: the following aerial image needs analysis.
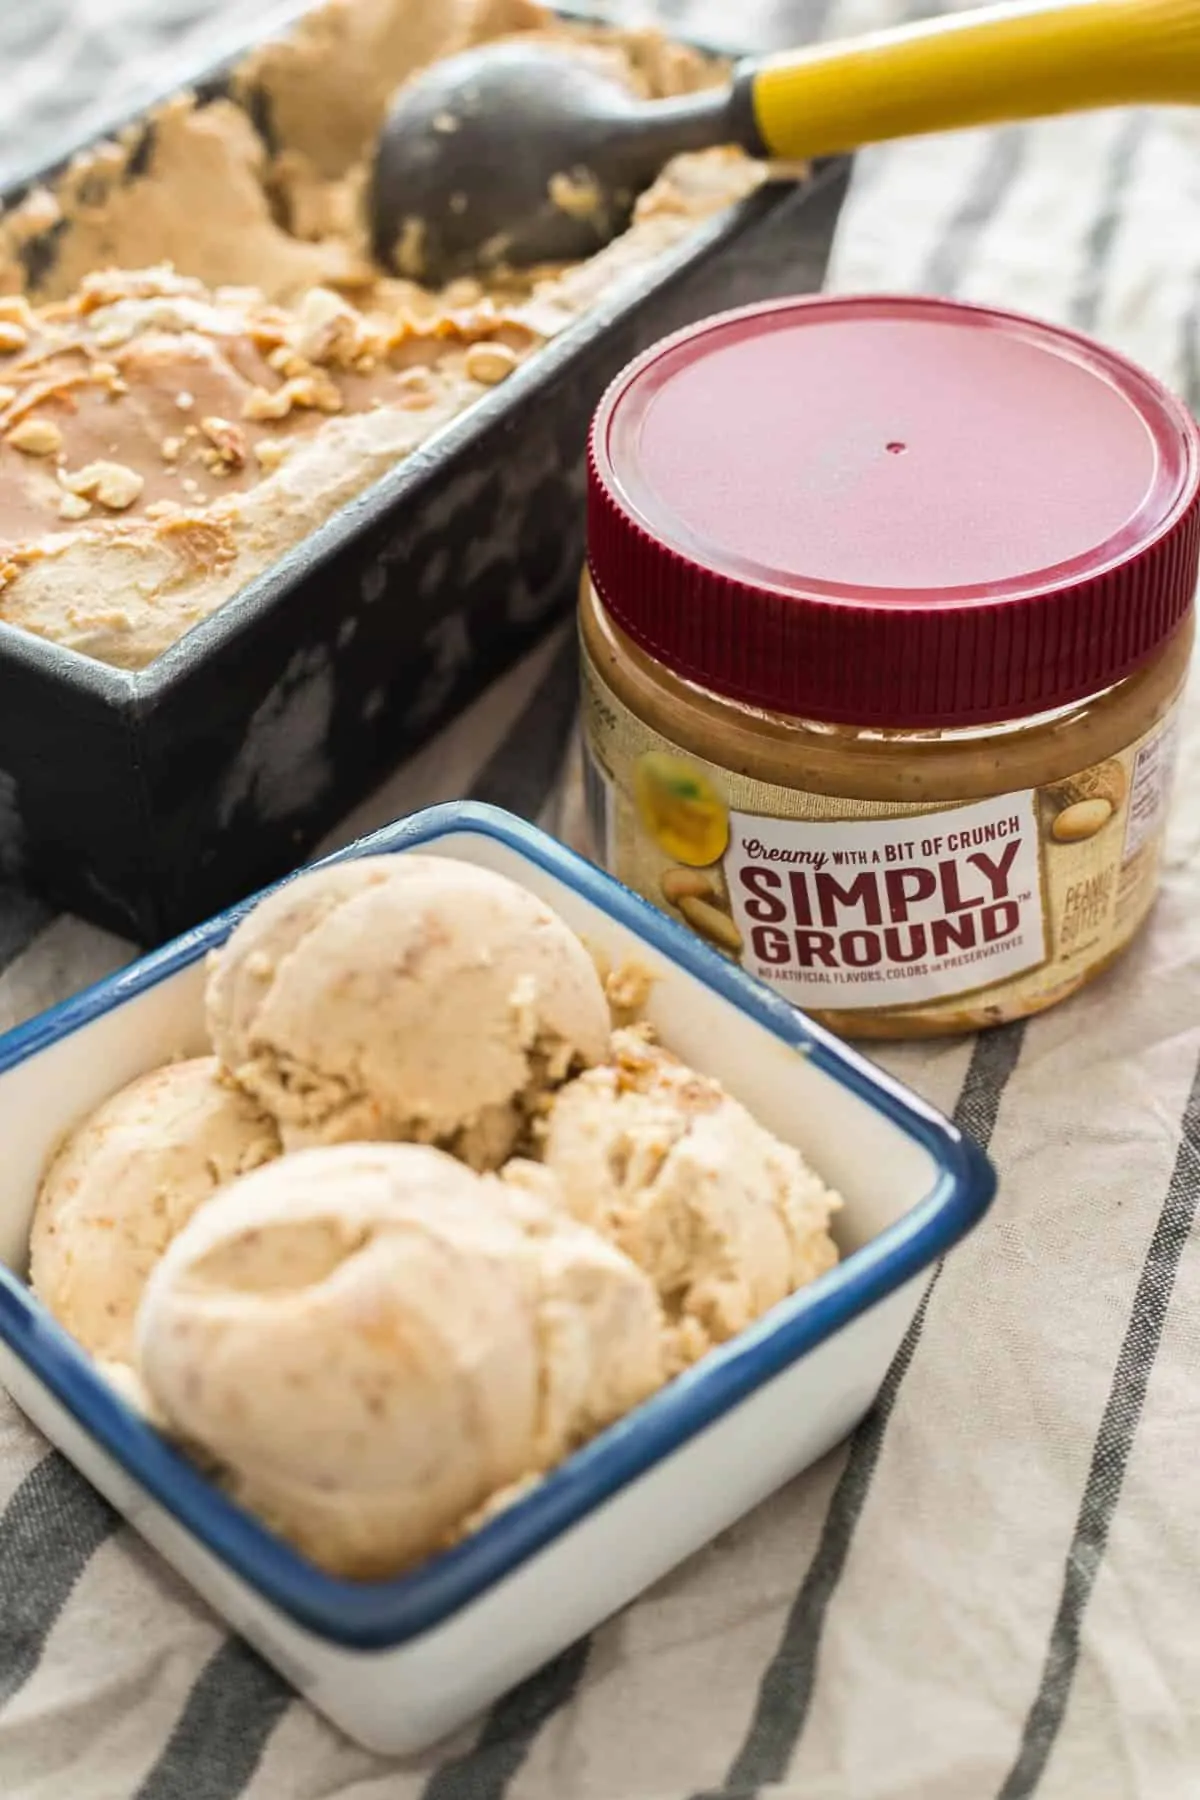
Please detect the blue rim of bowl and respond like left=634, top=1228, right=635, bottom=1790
left=0, top=802, right=996, bottom=1650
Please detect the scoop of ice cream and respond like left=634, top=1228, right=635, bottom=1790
left=136, top=1143, right=664, bottom=1579
left=205, top=855, right=611, bottom=1166
left=498, top=1159, right=667, bottom=1456
left=29, top=1057, right=280, bottom=1363
left=540, top=1027, right=842, bottom=1364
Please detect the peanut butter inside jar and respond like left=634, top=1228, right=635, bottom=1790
left=579, top=295, right=1200, bottom=1039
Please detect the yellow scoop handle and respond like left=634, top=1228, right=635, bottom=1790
left=749, top=0, right=1200, bottom=161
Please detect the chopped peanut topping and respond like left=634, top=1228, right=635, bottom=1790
left=199, top=416, right=247, bottom=472
left=294, top=287, right=373, bottom=369
left=268, top=345, right=308, bottom=377
left=91, top=318, right=137, bottom=350
left=7, top=417, right=64, bottom=457
left=242, top=371, right=343, bottom=421
left=88, top=359, right=129, bottom=397
left=61, top=460, right=144, bottom=511
left=464, top=342, right=520, bottom=385
left=0, top=323, right=29, bottom=355
left=76, top=265, right=201, bottom=315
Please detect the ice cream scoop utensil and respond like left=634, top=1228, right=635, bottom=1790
left=370, top=0, right=1200, bottom=282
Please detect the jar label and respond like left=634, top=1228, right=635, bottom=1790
left=580, top=654, right=1182, bottom=1029
left=722, top=793, right=1046, bottom=1007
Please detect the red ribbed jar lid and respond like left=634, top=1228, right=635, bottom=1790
left=587, top=295, right=1200, bottom=727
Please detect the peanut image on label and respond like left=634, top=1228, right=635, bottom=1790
left=660, top=868, right=717, bottom=905
left=1043, top=758, right=1126, bottom=843
left=1051, top=797, right=1114, bottom=843
left=634, top=753, right=729, bottom=866
left=677, top=895, right=743, bottom=956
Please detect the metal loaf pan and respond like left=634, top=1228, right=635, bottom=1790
left=0, top=9, right=852, bottom=943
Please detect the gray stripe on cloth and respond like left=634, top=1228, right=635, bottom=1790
left=1067, top=111, right=1148, bottom=334
left=467, top=631, right=581, bottom=823
left=917, top=126, right=1027, bottom=297
left=134, top=1637, right=292, bottom=1800
left=995, top=1047, right=1200, bottom=1800
left=0, top=1454, right=119, bottom=1710
left=422, top=1640, right=591, bottom=1800
left=700, top=1022, right=1027, bottom=1799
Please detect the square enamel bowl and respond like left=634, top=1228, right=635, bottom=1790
left=0, top=803, right=994, bottom=1755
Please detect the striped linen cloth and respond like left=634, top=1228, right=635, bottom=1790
left=3, top=2, right=1200, bottom=1795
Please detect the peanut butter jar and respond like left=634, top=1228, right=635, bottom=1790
left=579, top=295, right=1200, bottom=1038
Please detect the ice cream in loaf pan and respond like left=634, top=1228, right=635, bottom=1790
left=0, top=0, right=764, bottom=669
left=28, top=855, right=843, bottom=1581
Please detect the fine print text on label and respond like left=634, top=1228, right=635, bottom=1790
left=1123, top=711, right=1178, bottom=865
